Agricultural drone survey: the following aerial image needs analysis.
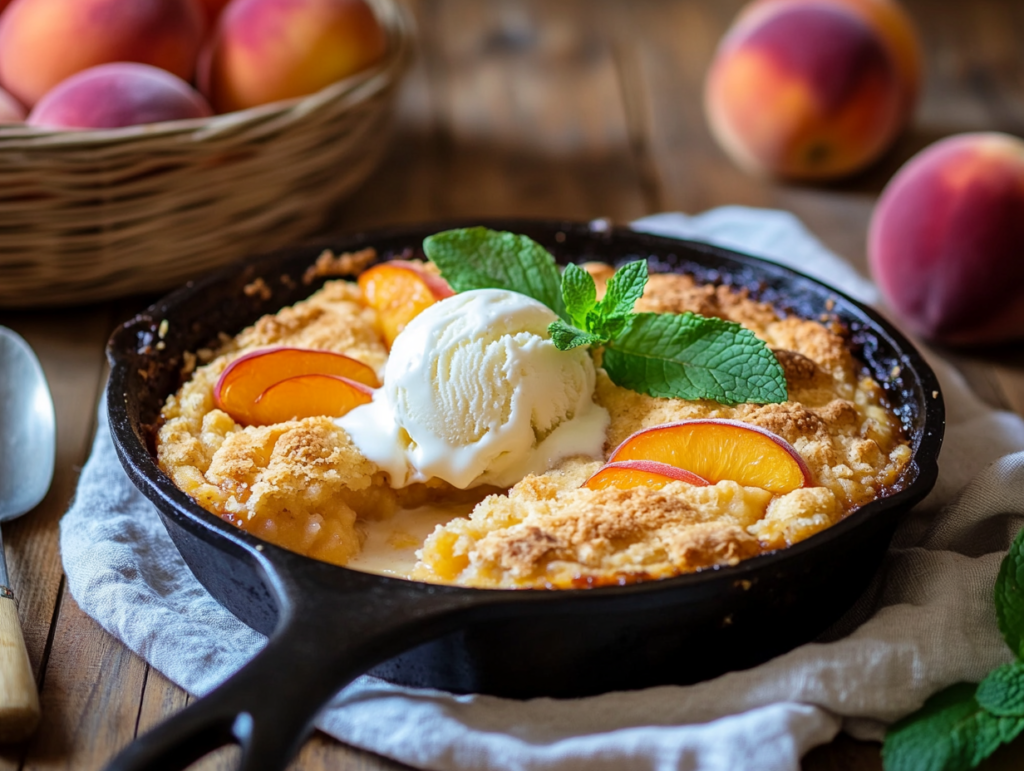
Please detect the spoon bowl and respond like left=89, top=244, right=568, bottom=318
left=0, top=325, right=54, bottom=742
left=0, top=327, right=55, bottom=522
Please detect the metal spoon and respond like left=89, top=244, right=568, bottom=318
left=0, top=326, right=54, bottom=742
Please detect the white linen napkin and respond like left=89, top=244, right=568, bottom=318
left=60, top=207, right=1024, bottom=771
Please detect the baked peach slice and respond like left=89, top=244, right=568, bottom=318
left=247, top=374, right=374, bottom=426
left=608, top=419, right=813, bottom=494
left=358, top=260, right=454, bottom=348
left=215, top=347, right=379, bottom=426
left=584, top=460, right=710, bottom=492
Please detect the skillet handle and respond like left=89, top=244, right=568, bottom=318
left=103, top=583, right=481, bottom=771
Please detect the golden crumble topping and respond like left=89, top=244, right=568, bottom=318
left=155, top=266, right=912, bottom=589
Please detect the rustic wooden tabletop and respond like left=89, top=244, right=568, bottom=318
left=0, top=0, right=1023, bottom=768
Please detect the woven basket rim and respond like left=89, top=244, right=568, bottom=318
left=0, top=0, right=414, bottom=149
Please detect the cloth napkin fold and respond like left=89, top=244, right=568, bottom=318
left=60, top=207, right=1024, bottom=771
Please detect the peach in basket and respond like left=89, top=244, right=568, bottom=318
left=199, top=0, right=390, bottom=113
left=0, top=0, right=413, bottom=308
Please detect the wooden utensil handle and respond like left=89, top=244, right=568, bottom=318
left=0, top=592, right=40, bottom=743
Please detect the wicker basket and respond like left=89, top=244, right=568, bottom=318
left=0, top=0, right=413, bottom=307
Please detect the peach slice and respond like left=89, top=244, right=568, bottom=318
left=584, top=460, right=710, bottom=492
left=358, top=260, right=454, bottom=348
left=608, top=419, right=813, bottom=494
left=215, top=347, right=379, bottom=425
left=247, top=374, right=373, bottom=426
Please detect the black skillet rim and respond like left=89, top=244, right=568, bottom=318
left=106, top=217, right=945, bottom=602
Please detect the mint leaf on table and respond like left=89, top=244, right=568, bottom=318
left=977, top=662, right=1024, bottom=716
left=883, top=524, right=1024, bottom=771
left=423, top=227, right=566, bottom=319
left=601, top=312, right=789, bottom=405
left=996, top=526, right=1024, bottom=659
left=882, top=683, right=978, bottom=771
left=882, top=683, right=1024, bottom=771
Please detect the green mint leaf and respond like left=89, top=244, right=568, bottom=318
left=548, top=320, right=603, bottom=351
left=977, top=662, right=1024, bottom=716
left=602, top=312, right=788, bottom=405
left=883, top=683, right=977, bottom=771
left=996, top=526, right=1024, bottom=659
left=424, top=227, right=566, bottom=319
left=590, top=310, right=632, bottom=342
left=598, top=260, right=648, bottom=319
left=561, top=263, right=598, bottom=329
left=587, top=260, right=648, bottom=341
left=882, top=683, right=1024, bottom=771
left=968, top=710, right=1024, bottom=767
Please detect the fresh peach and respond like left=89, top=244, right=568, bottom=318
left=215, top=346, right=379, bottom=425
left=199, top=0, right=388, bottom=113
left=0, top=0, right=205, bottom=108
left=27, top=64, right=212, bottom=130
left=705, top=0, right=907, bottom=179
left=584, top=461, right=710, bottom=493
left=736, top=0, right=922, bottom=122
left=358, top=260, right=455, bottom=348
left=0, top=85, right=24, bottom=123
left=608, top=419, right=812, bottom=494
left=248, top=373, right=373, bottom=425
left=869, top=133, right=1024, bottom=345
left=197, top=0, right=232, bottom=25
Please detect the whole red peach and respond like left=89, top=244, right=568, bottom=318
left=199, top=0, right=387, bottom=113
left=869, top=132, right=1024, bottom=345
left=197, top=0, right=232, bottom=25
left=737, top=0, right=922, bottom=123
left=705, top=1, right=907, bottom=179
left=0, top=0, right=205, bottom=107
left=27, top=63, right=212, bottom=130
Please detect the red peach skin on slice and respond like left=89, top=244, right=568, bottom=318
left=358, top=260, right=454, bottom=348
left=584, top=460, right=711, bottom=492
left=608, top=419, right=813, bottom=494
left=214, top=347, right=378, bottom=426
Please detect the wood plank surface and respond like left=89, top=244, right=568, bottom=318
left=0, top=308, right=114, bottom=771
left=0, top=0, right=1020, bottom=769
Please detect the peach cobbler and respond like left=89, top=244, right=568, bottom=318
left=156, top=229, right=911, bottom=589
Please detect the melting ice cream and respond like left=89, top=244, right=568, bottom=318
left=338, top=288, right=609, bottom=488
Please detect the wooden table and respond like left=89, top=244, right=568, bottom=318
left=1, top=0, right=1023, bottom=768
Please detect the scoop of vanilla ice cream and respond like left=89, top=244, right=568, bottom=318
left=338, top=288, right=609, bottom=489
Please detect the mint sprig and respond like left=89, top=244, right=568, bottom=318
left=883, top=683, right=1024, bottom=771
left=997, top=528, right=1024, bottom=659
left=977, top=662, right=1024, bottom=716
left=563, top=259, right=649, bottom=341
left=882, top=526, right=1024, bottom=770
left=423, top=227, right=566, bottom=319
left=549, top=260, right=650, bottom=351
left=425, top=227, right=787, bottom=406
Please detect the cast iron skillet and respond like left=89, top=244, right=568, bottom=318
left=103, top=219, right=943, bottom=771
